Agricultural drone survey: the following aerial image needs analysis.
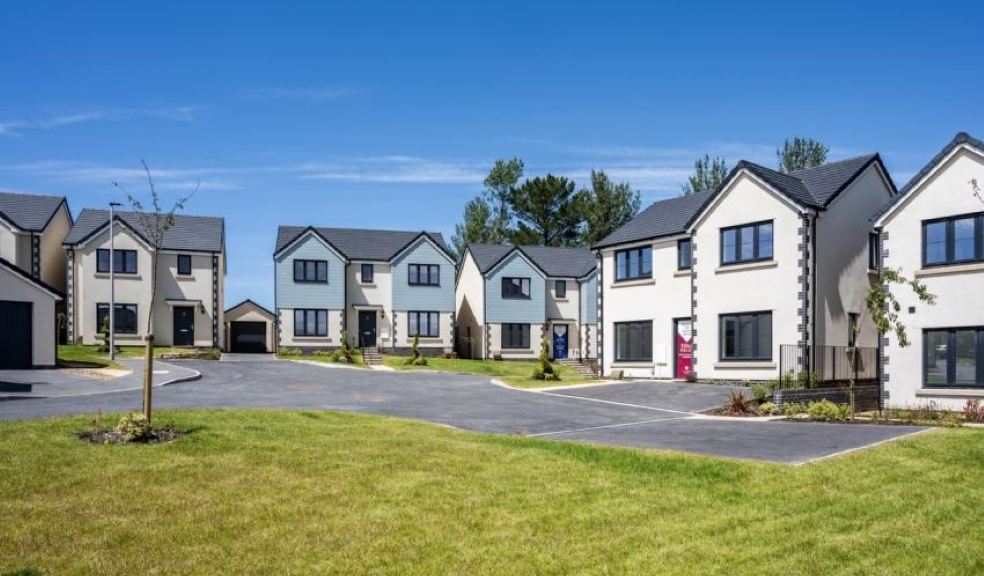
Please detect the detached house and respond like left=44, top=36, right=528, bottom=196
left=0, top=191, right=72, bottom=368
left=872, top=132, right=984, bottom=409
left=455, top=244, right=598, bottom=361
left=274, top=226, right=456, bottom=354
left=63, top=210, right=226, bottom=349
left=595, top=154, right=896, bottom=381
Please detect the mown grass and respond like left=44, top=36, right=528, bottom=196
left=56, top=345, right=124, bottom=370
left=381, top=356, right=596, bottom=388
left=0, top=409, right=981, bottom=575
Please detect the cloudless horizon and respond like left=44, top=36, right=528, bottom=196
left=2, top=1, right=982, bottom=309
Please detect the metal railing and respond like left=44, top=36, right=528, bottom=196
left=777, top=344, right=879, bottom=389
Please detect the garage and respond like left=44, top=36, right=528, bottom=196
left=0, top=258, right=62, bottom=369
left=224, top=299, right=276, bottom=354
left=0, top=301, right=33, bottom=369
left=230, top=321, right=267, bottom=353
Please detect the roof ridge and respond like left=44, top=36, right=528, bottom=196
left=789, top=153, right=878, bottom=176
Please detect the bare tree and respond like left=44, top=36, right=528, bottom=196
left=113, top=160, right=196, bottom=421
left=849, top=267, right=936, bottom=418
left=971, top=178, right=983, bottom=204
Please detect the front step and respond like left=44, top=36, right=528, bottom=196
left=361, top=347, right=383, bottom=367
left=557, top=358, right=598, bottom=378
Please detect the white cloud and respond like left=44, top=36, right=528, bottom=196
left=299, top=156, right=487, bottom=184
left=0, top=105, right=203, bottom=136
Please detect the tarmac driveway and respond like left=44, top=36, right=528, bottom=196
left=0, top=359, right=926, bottom=464
left=543, top=380, right=748, bottom=413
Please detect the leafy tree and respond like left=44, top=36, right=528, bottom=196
left=450, top=196, right=493, bottom=256
left=507, top=175, right=588, bottom=247
left=113, top=161, right=194, bottom=422
left=777, top=137, right=829, bottom=173
left=580, top=170, right=641, bottom=246
left=483, top=158, right=524, bottom=243
left=681, top=155, right=728, bottom=195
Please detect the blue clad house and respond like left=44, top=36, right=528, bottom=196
left=274, top=226, right=456, bottom=354
left=455, top=244, right=598, bottom=361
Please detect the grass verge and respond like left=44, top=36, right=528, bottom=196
left=0, top=409, right=981, bottom=575
left=381, top=356, right=596, bottom=388
left=56, top=345, right=124, bottom=370
left=278, top=350, right=366, bottom=367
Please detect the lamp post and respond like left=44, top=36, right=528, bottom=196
left=109, top=201, right=121, bottom=361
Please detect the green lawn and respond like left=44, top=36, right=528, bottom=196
left=0, top=410, right=981, bottom=575
left=278, top=350, right=366, bottom=367
left=57, top=345, right=219, bottom=369
left=56, top=345, right=124, bottom=370
left=382, top=356, right=596, bottom=388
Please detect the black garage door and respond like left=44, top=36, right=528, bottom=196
left=0, top=301, right=33, bottom=369
left=230, top=321, right=267, bottom=353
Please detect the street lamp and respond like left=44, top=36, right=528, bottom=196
left=109, top=201, right=121, bottom=360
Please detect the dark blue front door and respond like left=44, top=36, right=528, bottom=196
left=552, top=325, right=568, bottom=359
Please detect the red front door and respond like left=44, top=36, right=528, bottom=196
left=675, top=319, right=693, bottom=379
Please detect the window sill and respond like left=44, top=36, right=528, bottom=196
left=553, top=298, right=569, bottom=302
left=915, top=262, right=984, bottom=277
left=176, top=275, right=195, bottom=281
left=612, top=361, right=653, bottom=367
left=359, top=283, right=377, bottom=288
left=293, top=336, right=331, bottom=341
left=715, top=260, right=777, bottom=274
left=409, top=284, right=442, bottom=288
left=713, top=361, right=776, bottom=369
left=916, top=388, right=984, bottom=398
left=94, top=273, right=141, bottom=279
left=611, top=278, right=655, bottom=288
left=673, top=269, right=691, bottom=278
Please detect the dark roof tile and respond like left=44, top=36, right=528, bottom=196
left=466, top=243, right=596, bottom=278
left=275, top=226, right=450, bottom=261
left=64, top=209, right=225, bottom=252
left=0, top=191, right=67, bottom=231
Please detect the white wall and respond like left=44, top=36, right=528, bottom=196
left=455, top=252, right=486, bottom=359
left=691, top=172, right=803, bottom=381
left=815, top=165, right=893, bottom=349
left=600, top=237, right=691, bottom=378
left=40, top=204, right=71, bottom=292
left=880, top=146, right=984, bottom=409
left=0, top=266, right=59, bottom=366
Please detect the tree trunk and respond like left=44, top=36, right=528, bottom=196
left=848, top=347, right=858, bottom=420
left=143, top=334, right=154, bottom=421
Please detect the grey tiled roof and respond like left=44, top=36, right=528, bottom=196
left=466, top=243, right=596, bottom=278
left=64, top=209, right=225, bottom=252
left=275, top=226, right=450, bottom=261
left=0, top=191, right=67, bottom=231
left=871, top=132, right=983, bottom=223
left=592, top=191, right=714, bottom=249
left=594, top=154, right=885, bottom=250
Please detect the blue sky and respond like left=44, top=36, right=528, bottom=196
left=1, top=1, right=982, bottom=308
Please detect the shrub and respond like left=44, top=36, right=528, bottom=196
left=782, top=402, right=808, bottom=415
left=685, top=371, right=697, bottom=383
left=313, top=350, right=334, bottom=357
left=412, top=355, right=428, bottom=366
left=405, top=334, right=426, bottom=366
left=3, top=569, right=44, bottom=576
left=115, top=412, right=154, bottom=443
left=279, top=347, right=302, bottom=356
left=963, top=399, right=984, bottom=423
left=806, top=399, right=850, bottom=422
left=531, top=332, right=559, bottom=381
left=750, top=384, right=770, bottom=403
left=721, top=389, right=759, bottom=416
left=339, top=331, right=354, bottom=363
left=759, top=401, right=777, bottom=415
left=531, top=367, right=545, bottom=380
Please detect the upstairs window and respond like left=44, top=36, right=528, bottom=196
left=678, top=239, right=693, bottom=270
left=97, top=249, right=137, bottom=274
left=555, top=280, right=567, bottom=298
left=294, top=260, right=328, bottom=283
left=361, top=263, right=374, bottom=284
left=177, top=254, right=192, bottom=276
left=615, top=246, right=652, bottom=281
left=721, top=221, right=773, bottom=265
left=408, top=263, right=440, bottom=286
left=502, top=277, right=531, bottom=299
left=923, top=213, right=984, bottom=267
left=868, top=233, right=880, bottom=271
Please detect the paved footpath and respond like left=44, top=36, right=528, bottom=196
left=0, top=358, right=927, bottom=465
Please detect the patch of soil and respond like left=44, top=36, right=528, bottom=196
left=782, top=416, right=950, bottom=426
left=702, top=407, right=762, bottom=417
left=76, top=427, right=184, bottom=444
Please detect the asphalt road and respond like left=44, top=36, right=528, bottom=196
left=0, top=358, right=926, bottom=464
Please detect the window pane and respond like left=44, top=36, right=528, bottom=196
left=924, top=221, right=947, bottom=264
left=616, top=324, right=628, bottom=360
left=954, top=218, right=976, bottom=261
left=722, top=229, right=737, bottom=263
left=521, top=278, right=530, bottom=297
left=628, top=250, right=639, bottom=276
left=294, top=310, right=303, bottom=334
left=641, top=248, right=652, bottom=276
left=758, top=223, right=773, bottom=259
left=409, top=313, right=418, bottom=336
left=97, top=250, right=109, bottom=272
left=556, top=280, right=566, bottom=298
left=678, top=240, right=692, bottom=269
left=294, top=261, right=303, bottom=279
left=317, top=311, right=327, bottom=336
left=757, top=313, right=772, bottom=360
left=738, top=315, right=755, bottom=358
left=722, top=318, right=737, bottom=358
left=955, top=330, right=977, bottom=385
left=925, top=331, right=949, bottom=385
left=740, top=226, right=755, bottom=261
left=431, top=265, right=440, bottom=285
left=317, top=262, right=327, bottom=282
